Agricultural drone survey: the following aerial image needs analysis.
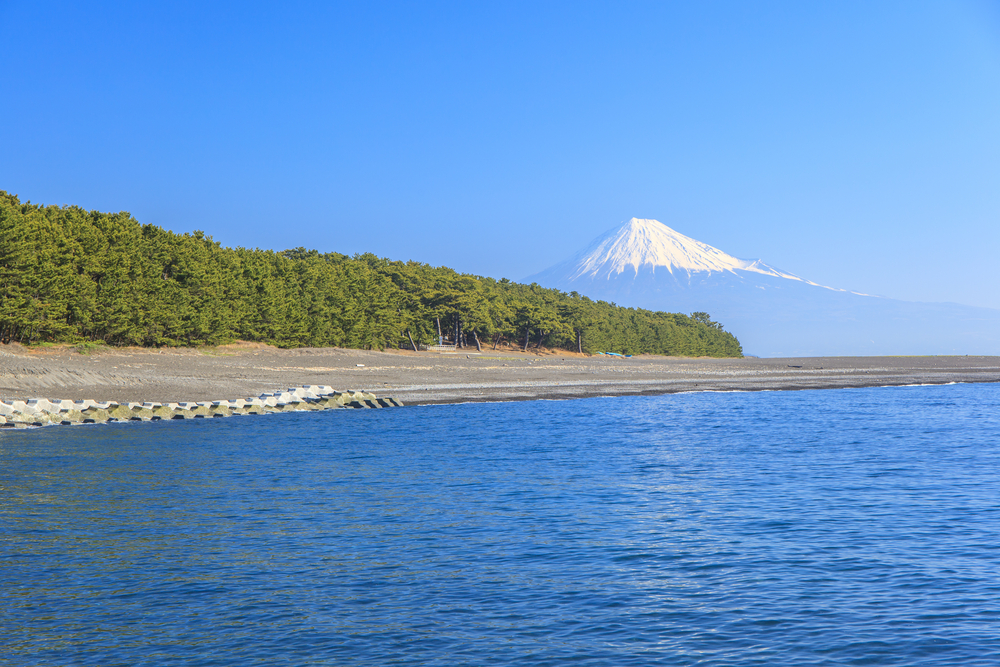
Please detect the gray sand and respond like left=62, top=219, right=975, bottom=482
left=2, top=343, right=998, bottom=405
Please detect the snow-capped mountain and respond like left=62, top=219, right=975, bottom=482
left=527, top=218, right=1000, bottom=357
left=543, top=217, right=826, bottom=286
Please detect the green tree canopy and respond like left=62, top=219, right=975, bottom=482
left=0, top=192, right=743, bottom=357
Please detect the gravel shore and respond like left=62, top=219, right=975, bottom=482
left=2, top=342, right=998, bottom=405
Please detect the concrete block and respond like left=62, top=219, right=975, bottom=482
left=301, top=385, right=333, bottom=396
left=151, top=406, right=175, bottom=420
left=27, top=399, right=57, bottom=413
left=83, top=409, right=110, bottom=423
left=11, top=411, right=48, bottom=425
left=129, top=406, right=155, bottom=420
left=0, top=384, right=392, bottom=429
left=107, top=405, right=133, bottom=421
left=242, top=398, right=265, bottom=414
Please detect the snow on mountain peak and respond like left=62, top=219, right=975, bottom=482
left=570, top=218, right=746, bottom=279
left=526, top=217, right=844, bottom=293
left=558, top=217, right=834, bottom=288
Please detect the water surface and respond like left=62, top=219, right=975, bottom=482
left=3, top=384, right=999, bottom=665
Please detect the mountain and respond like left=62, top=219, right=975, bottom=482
left=527, top=218, right=1000, bottom=357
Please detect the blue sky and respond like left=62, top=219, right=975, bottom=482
left=2, top=1, right=999, bottom=309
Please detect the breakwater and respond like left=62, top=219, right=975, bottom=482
left=0, top=385, right=402, bottom=428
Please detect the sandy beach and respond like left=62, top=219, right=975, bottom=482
left=1, top=342, right=998, bottom=405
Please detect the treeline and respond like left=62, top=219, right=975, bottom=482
left=0, top=192, right=743, bottom=357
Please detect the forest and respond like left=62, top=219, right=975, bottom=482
left=0, top=192, right=743, bottom=357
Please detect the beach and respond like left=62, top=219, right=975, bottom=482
left=2, top=342, right=998, bottom=405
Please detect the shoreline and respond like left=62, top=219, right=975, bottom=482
left=2, top=343, right=999, bottom=406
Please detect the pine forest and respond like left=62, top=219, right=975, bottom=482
left=0, top=192, right=743, bottom=357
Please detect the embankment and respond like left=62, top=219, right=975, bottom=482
left=2, top=343, right=998, bottom=409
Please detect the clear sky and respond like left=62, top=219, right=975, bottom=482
left=3, top=1, right=999, bottom=309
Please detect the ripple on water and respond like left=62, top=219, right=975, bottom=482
left=2, top=383, right=1000, bottom=666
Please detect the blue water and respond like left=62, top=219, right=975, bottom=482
left=2, top=384, right=999, bottom=666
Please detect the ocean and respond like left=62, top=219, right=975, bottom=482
left=2, top=383, right=999, bottom=666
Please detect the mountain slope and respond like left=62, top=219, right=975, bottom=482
left=528, top=218, right=1000, bottom=357
left=545, top=217, right=810, bottom=284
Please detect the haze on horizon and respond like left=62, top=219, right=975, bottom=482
left=1, top=1, right=998, bottom=312
left=529, top=217, right=1000, bottom=357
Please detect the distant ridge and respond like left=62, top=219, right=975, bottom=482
left=528, top=218, right=1000, bottom=357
